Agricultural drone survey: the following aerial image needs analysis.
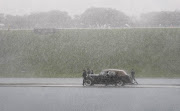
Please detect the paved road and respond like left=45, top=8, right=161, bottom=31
left=0, top=78, right=180, bottom=111
left=0, top=78, right=180, bottom=84
left=0, top=78, right=180, bottom=88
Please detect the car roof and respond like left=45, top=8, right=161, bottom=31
left=102, top=69, right=128, bottom=76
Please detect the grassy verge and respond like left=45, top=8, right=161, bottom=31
left=0, top=28, right=179, bottom=78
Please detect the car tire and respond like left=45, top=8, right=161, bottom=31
left=116, top=80, right=124, bottom=86
left=85, top=79, right=92, bottom=86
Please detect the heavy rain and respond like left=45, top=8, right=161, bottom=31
left=0, top=0, right=180, bottom=111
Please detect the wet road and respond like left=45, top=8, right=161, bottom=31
left=0, top=78, right=180, bottom=111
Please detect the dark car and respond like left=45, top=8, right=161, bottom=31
left=84, top=69, right=134, bottom=86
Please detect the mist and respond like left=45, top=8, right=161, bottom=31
left=0, top=0, right=180, bottom=78
left=0, top=0, right=180, bottom=16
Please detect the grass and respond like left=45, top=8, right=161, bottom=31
left=0, top=28, right=179, bottom=78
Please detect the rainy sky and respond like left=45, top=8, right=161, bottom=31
left=0, top=0, right=180, bottom=16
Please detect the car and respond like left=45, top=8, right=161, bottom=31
left=84, top=69, right=135, bottom=86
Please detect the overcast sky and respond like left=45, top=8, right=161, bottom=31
left=0, top=0, right=180, bottom=16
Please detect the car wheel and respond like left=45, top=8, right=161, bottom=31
left=85, top=79, right=92, bottom=86
left=116, top=80, right=124, bottom=86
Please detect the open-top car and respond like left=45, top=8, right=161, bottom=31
left=84, top=69, right=135, bottom=86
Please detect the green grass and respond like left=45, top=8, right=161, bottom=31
left=0, top=28, right=180, bottom=78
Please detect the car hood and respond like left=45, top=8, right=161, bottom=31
left=88, top=74, right=99, bottom=76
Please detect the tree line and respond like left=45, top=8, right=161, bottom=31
left=0, top=7, right=180, bottom=29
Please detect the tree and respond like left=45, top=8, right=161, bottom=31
left=3, top=10, right=73, bottom=29
left=140, top=11, right=180, bottom=27
left=0, top=13, right=4, bottom=23
left=29, top=10, right=72, bottom=28
left=78, top=7, right=130, bottom=28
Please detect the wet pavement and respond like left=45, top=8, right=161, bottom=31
left=0, top=78, right=180, bottom=111
left=0, top=78, right=180, bottom=85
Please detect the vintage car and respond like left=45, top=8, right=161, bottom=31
left=84, top=69, right=135, bottom=86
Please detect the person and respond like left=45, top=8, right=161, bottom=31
left=87, top=68, right=91, bottom=75
left=91, top=70, right=94, bottom=74
left=131, top=69, right=138, bottom=84
left=82, top=70, right=87, bottom=86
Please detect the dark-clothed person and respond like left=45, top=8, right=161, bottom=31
left=91, top=70, right=94, bottom=74
left=82, top=70, right=87, bottom=86
left=131, top=69, right=138, bottom=84
left=87, top=68, right=91, bottom=75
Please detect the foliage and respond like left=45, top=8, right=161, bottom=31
left=1, top=9, right=180, bottom=29
left=79, top=7, right=130, bottom=28
left=3, top=10, right=72, bottom=29
left=140, top=11, right=180, bottom=27
left=0, top=28, right=179, bottom=77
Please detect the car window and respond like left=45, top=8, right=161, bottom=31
left=108, top=71, right=116, bottom=76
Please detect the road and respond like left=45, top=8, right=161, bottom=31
left=0, top=78, right=180, bottom=111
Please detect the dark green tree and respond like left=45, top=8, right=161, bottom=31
left=79, top=7, right=130, bottom=28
